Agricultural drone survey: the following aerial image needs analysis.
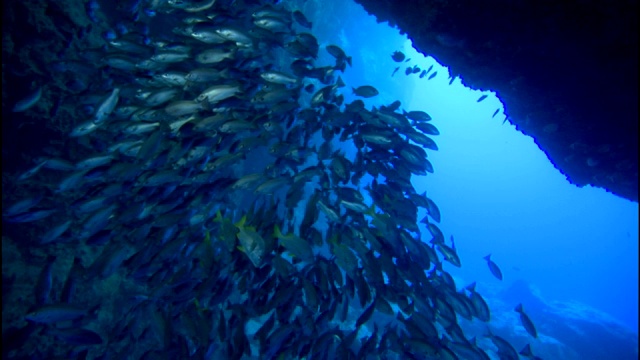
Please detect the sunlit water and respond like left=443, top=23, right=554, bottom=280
left=293, top=0, right=639, bottom=336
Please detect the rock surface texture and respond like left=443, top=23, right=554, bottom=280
left=355, top=0, right=638, bottom=202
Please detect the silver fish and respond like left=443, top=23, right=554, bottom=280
left=196, top=84, right=241, bottom=103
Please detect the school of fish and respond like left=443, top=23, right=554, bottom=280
left=3, top=0, right=538, bottom=359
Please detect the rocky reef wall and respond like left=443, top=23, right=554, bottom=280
left=355, top=0, right=638, bottom=202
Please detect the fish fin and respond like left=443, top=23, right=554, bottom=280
left=273, top=224, right=283, bottom=239
left=199, top=98, right=211, bottom=112
left=234, top=215, right=247, bottom=228
left=364, top=203, right=377, bottom=217
left=484, top=326, right=494, bottom=338
left=466, top=282, right=476, bottom=291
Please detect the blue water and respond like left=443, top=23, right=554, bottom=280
left=302, top=0, right=638, bottom=350
left=3, top=0, right=637, bottom=358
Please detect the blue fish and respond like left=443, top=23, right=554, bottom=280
left=484, top=254, right=503, bottom=280
left=515, top=303, right=538, bottom=338
left=5, top=208, right=56, bottom=223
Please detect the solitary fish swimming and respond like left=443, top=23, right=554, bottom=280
left=391, top=51, right=405, bottom=62
left=484, top=254, right=503, bottom=280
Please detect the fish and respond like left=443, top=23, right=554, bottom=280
left=261, top=71, right=300, bottom=85
left=0, top=2, right=535, bottom=358
left=405, top=130, right=438, bottom=150
left=34, top=255, right=55, bottom=305
left=485, top=328, right=519, bottom=360
left=355, top=298, right=377, bottom=328
left=196, top=84, right=241, bottom=103
left=326, top=44, right=352, bottom=67
left=16, top=159, right=48, bottom=181
left=519, top=344, right=543, bottom=359
left=165, top=100, right=206, bottom=117
left=425, top=196, right=441, bottom=222
left=415, top=122, right=440, bottom=135
left=25, top=303, right=90, bottom=323
left=195, top=47, right=236, bottom=63
left=352, top=85, right=379, bottom=98
left=273, top=224, right=314, bottom=262
left=70, top=120, right=100, bottom=137
left=328, top=234, right=357, bottom=275
left=168, top=0, right=216, bottom=13
left=428, top=71, right=437, bottom=80
left=492, top=108, right=500, bottom=118
left=143, top=88, right=180, bottom=107
left=4, top=194, right=44, bottom=216
left=215, top=26, right=253, bottom=46
left=42, top=158, right=75, bottom=171
left=293, top=10, right=312, bottom=28
left=515, top=303, right=538, bottom=338
left=317, top=199, right=341, bottom=223
left=391, top=51, right=405, bottom=62
left=466, top=282, right=490, bottom=322
left=446, top=337, right=491, bottom=360
left=44, top=327, right=103, bottom=345
left=40, top=220, right=72, bottom=244
left=5, top=208, right=56, bottom=223
left=234, top=215, right=267, bottom=268
left=93, top=88, right=120, bottom=124
left=477, top=94, right=488, bottom=102
left=434, top=239, right=461, bottom=267
left=75, top=154, right=114, bottom=170
left=404, top=110, right=432, bottom=122
left=13, top=86, right=42, bottom=112
left=254, top=17, right=291, bottom=34
left=254, top=177, right=290, bottom=194
left=150, top=51, right=190, bottom=63
left=61, top=257, right=82, bottom=303
left=232, top=173, right=263, bottom=190
left=483, top=254, right=503, bottom=280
